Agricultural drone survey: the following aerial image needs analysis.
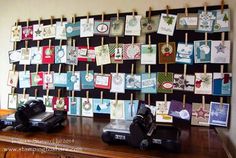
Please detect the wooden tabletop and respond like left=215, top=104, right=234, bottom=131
left=0, top=112, right=229, bottom=158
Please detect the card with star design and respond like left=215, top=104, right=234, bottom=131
left=42, top=46, right=55, bottom=64
left=43, top=71, right=55, bottom=90
left=43, top=96, right=54, bottom=112
left=81, top=98, right=93, bottom=117
left=125, top=15, right=142, bottom=36
left=7, top=70, right=19, bottom=87
left=108, top=43, right=123, bottom=63
left=124, top=100, right=139, bottom=121
left=213, top=73, right=232, bottom=96
left=43, top=24, right=56, bottom=39
left=211, top=40, right=230, bottom=63
left=158, top=42, right=176, bottom=64
left=157, top=13, right=177, bottom=36
left=54, top=73, right=67, bottom=87
left=157, top=72, right=174, bottom=93
left=176, top=43, right=194, bottom=64
left=125, top=74, right=141, bottom=90
left=209, top=102, right=229, bottom=127
left=68, top=97, right=81, bottom=116
left=194, top=73, right=212, bottom=95
left=110, top=73, right=125, bottom=93
left=20, top=48, right=31, bottom=65
left=194, top=40, right=212, bottom=63
left=77, top=46, right=96, bottom=62
left=30, top=47, right=42, bottom=64
left=52, top=97, right=69, bottom=111
left=67, top=71, right=80, bottom=91
left=109, top=17, right=125, bottom=37
left=33, top=24, right=44, bottom=40
left=80, top=71, right=94, bottom=89
left=30, top=71, right=44, bottom=86
left=80, top=18, right=94, bottom=37
left=8, top=49, right=21, bottom=64
left=141, top=73, right=157, bottom=94
left=173, top=74, right=195, bottom=92
left=95, top=44, right=111, bottom=66
left=191, top=103, right=210, bottom=126
left=22, top=26, right=33, bottom=40
left=11, top=25, right=22, bottom=42
left=197, top=10, right=216, bottom=32
left=141, top=15, right=160, bottom=34
left=94, top=20, right=111, bottom=36
left=66, top=46, right=78, bottom=65
left=55, top=45, right=67, bottom=64
left=156, top=101, right=173, bottom=123
left=110, top=100, right=125, bottom=120
left=176, top=13, right=198, bottom=30
left=123, top=43, right=141, bottom=60
left=17, top=94, right=29, bottom=107
left=55, top=21, right=67, bottom=40
left=93, top=98, right=110, bottom=114
left=94, top=73, right=111, bottom=89
left=213, top=9, right=230, bottom=32
left=65, top=22, right=80, bottom=38
left=8, top=93, right=18, bottom=109
left=168, top=100, right=192, bottom=121
left=19, top=71, right=31, bottom=88
left=141, top=44, right=157, bottom=65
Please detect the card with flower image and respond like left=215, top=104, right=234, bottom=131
left=125, top=74, right=141, bottom=90
left=125, top=15, right=142, bottom=36
left=11, top=25, right=22, bottom=42
left=42, top=46, right=55, bottom=64
left=43, top=96, right=53, bottom=112
left=110, top=100, right=125, bottom=120
left=141, top=73, right=157, bottom=94
left=213, top=9, right=230, bottom=32
left=194, top=40, right=211, bottom=63
left=30, top=71, right=44, bottom=86
left=173, top=74, right=195, bottom=92
left=211, top=40, right=230, bottom=64
left=124, top=100, right=139, bottom=121
left=65, top=22, right=80, bottom=37
left=191, top=103, right=210, bottom=126
left=67, top=71, right=80, bottom=91
left=43, top=24, right=56, bottom=39
left=176, top=13, right=198, bottom=30
left=93, top=98, right=110, bottom=114
left=30, top=47, right=42, bottom=64
left=54, top=73, right=67, bottom=87
left=22, top=26, right=33, bottom=40
left=176, top=43, right=193, bottom=64
left=209, top=102, right=229, bottom=127
left=213, top=73, right=232, bottom=96
left=17, top=94, right=29, bottom=107
left=77, top=46, right=96, bottom=62
left=80, top=71, right=94, bottom=89
left=20, top=48, right=31, bottom=65
left=157, top=13, right=177, bottom=36
left=68, top=97, right=81, bottom=116
left=8, top=94, right=18, bottom=109
left=94, top=73, right=111, bottom=89
left=109, top=17, right=125, bottom=37
left=141, top=15, right=160, bottom=34
left=141, top=44, right=157, bottom=65
left=157, top=72, right=173, bottom=93
left=19, top=71, right=31, bottom=88
left=110, top=73, right=125, bottom=93
left=94, top=20, right=111, bottom=35
left=156, top=101, right=173, bottom=123
left=33, top=24, right=44, bottom=40
left=55, top=45, right=67, bottom=64
left=169, top=100, right=192, bottom=121
left=52, top=97, right=69, bottom=111
left=80, top=18, right=94, bottom=37
left=123, top=43, right=141, bottom=60
left=158, top=42, right=176, bottom=64
left=197, top=10, right=216, bottom=32
left=81, top=98, right=93, bottom=117
left=7, top=70, right=19, bottom=87
left=66, top=46, right=78, bottom=65
left=43, top=71, right=54, bottom=90
left=55, top=21, right=67, bottom=40
left=8, top=50, right=21, bottom=64
left=194, top=73, right=212, bottom=95
left=95, top=44, right=111, bottom=66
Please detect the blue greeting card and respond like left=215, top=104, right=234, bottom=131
left=209, top=102, right=229, bottom=127
left=55, top=45, right=67, bottom=64
left=194, top=40, right=212, bottom=63
left=124, top=100, right=139, bottom=121
left=94, top=20, right=111, bottom=35
left=176, top=43, right=193, bottom=65
left=19, top=71, right=31, bottom=88
left=197, top=10, right=216, bottom=32
left=68, top=97, right=81, bottom=116
left=93, top=98, right=110, bottom=114
left=141, top=73, right=157, bottom=94
left=213, top=73, right=232, bottom=96
left=67, top=71, right=80, bottom=91
left=65, top=22, right=80, bottom=38
left=54, top=73, right=67, bottom=87
left=80, top=71, right=94, bottom=89
left=125, top=74, right=141, bottom=90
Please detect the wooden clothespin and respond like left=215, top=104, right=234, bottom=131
left=164, top=94, right=167, bottom=106
left=72, top=90, right=75, bottom=102
left=47, top=63, right=51, bottom=74
left=115, top=36, right=119, bottom=48
left=16, top=19, right=20, bottom=27
left=204, top=64, right=207, bottom=76
left=87, top=12, right=90, bottom=23
left=102, top=12, right=105, bottom=22
left=86, top=37, right=90, bottom=50
left=166, top=5, right=169, bottom=17
left=26, top=19, right=30, bottom=27
left=205, top=32, right=208, bottom=46
left=204, top=2, right=207, bottom=13
left=12, top=64, right=16, bottom=74
left=220, top=65, right=224, bottom=77
left=202, top=95, right=205, bottom=110
left=100, top=91, right=103, bottom=104
left=183, top=64, right=187, bottom=80
left=182, top=94, right=186, bottom=109
left=221, top=0, right=225, bottom=14
left=58, top=63, right=62, bottom=74
left=38, top=17, right=42, bottom=25
left=86, top=91, right=89, bottom=102
left=131, top=64, right=134, bottom=76
left=60, top=15, right=64, bottom=26
left=73, top=14, right=76, bottom=24
left=115, top=92, right=118, bottom=105
left=50, top=16, right=54, bottom=26
left=148, top=94, right=151, bottom=106
left=116, top=63, right=119, bottom=75
left=116, top=10, right=120, bottom=20
left=34, top=89, right=38, bottom=99
left=86, top=63, right=89, bottom=75
left=36, top=64, right=39, bottom=74
left=220, top=97, right=224, bottom=108
left=23, top=88, right=26, bottom=99
left=57, top=89, right=61, bottom=99
left=148, top=7, right=152, bottom=20
left=46, top=89, right=49, bottom=100
left=185, top=33, right=188, bottom=46
left=148, top=65, right=151, bottom=78
left=148, top=34, right=151, bottom=48
left=49, top=39, right=52, bottom=49
left=11, top=87, right=15, bottom=96
left=13, top=41, right=17, bottom=51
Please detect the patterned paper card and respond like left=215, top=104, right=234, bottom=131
left=157, top=13, right=177, bottom=36
left=33, top=24, right=44, bottom=40
left=110, top=73, right=125, bottom=93
left=173, top=74, right=195, bottom=92
left=176, top=43, right=194, bottom=64
left=197, top=10, right=216, bottom=32
left=22, top=26, right=33, bottom=40
left=141, top=73, right=157, bottom=94
left=141, top=44, right=157, bottom=65
left=20, top=48, right=31, bottom=65
left=17, top=94, right=29, bottom=108
left=213, top=73, right=232, bottom=96
left=194, top=40, right=212, bottom=63
left=110, top=100, right=125, bottom=120
left=158, top=42, right=176, bottom=64
left=108, top=43, right=123, bottom=63
left=43, top=96, right=53, bottom=112
left=191, top=103, right=210, bottom=126
left=68, top=97, right=81, bottom=116
left=19, top=71, right=31, bottom=88
left=8, top=50, right=21, bottom=64
left=7, top=70, right=18, bottom=87
left=8, top=94, right=18, bottom=109
left=81, top=98, right=93, bottom=117
left=94, top=20, right=111, bottom=35
left=30, top=72, right=44, bottom=86
left=141, top=16, right=160, bottom=34
left=52, top=97, right=69, bottom=111
left=123, top=43, right=141, bottom=60
left=80, top=18, right=94, bottom=37
left=55, top=21, right=67, bottom=40
left=65, top=22, right=80, bottom=38
left=93, top=98, right=110, bottom=114
left=95, top=44, right=111, bottom=66
left=109, top=17, right=125, bottom=37
left=77, top=46, right=95, bottom=62
left=80, top=71, right=94, bottom=89
left=211, top=40, right=230, bottom=63
left=213, top=9, right=230, bottom=32
left=157, top=72, right=173, bottom=93
left=66, top=46, right=78, bottom=65
left=43, top=24, right=56, bottom=39
left=55, top=45, right=67, bottom=64
left=67, top=71, right=80, bottom=91
left=42, top=46, right=55, bottom=64
left=124, top=100, right=139, bottom=121
left=125, top=15, right=142, bottom=36
left=94, top=73, right=111, bottom=89
left=125, top=74, right=141, bottom=90
left=176, top=13, right=198, bottom=30
left=11, top=26, right=22, bottom=42
left=209, top=102, right=229, bottom=127
left=54, top=73, right=67, bottom=87
left=169, top=100, right=192, bottom=121
left=195, top=73, right=212, bottom=95
left=30, top=47, right=42, bottom=64
left=43, top=71, right=55, bottom=90
left=156, top=101, right=173, bottom=123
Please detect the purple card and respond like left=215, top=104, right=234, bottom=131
left=168, top=100, right=192, bottom=120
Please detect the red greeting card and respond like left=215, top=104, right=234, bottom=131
left=77, top=46, right=96, bottom=62
left=94, top=74, right=111, bottom=89
left=22, top=26, right=33, bottom=40
left=42, top=46, right=55, bottom=64
left=30, top=71, right=44, bottom=86
left=52, top=96, right=69, bottom=111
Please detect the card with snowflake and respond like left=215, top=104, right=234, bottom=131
left=125, top=74, right=141, bottom=90
left=55, top=45, right=67, bottom=64
left=209, top=102, right=229, bottom=127
left=11, top=26, right=22, bottom=42
left=68, top=97, right=81, bottom=116
left=194, top=73, right=212, bottom=95
left=176, top=43, right=194, bottom=64
left=197, top=10, right=216, bottom=32
left=42, top=46, right=55, bottom=64
left=191, top=103, right=210, bottom=126
left=141, top=73, right=157, bottom=94
left=66, top=22, right=80, bottom=38
left=211, top=40, right=230, bottom=63
left=213, top=73, right=232, bottom=96
left=213, top=9, right=230, bottom=32
left=194, top=40, right=212, bottom=63
left=81, top=70, right=94, bottom=90
left=157, top=13, right=177, bottom=36
left=169, top=100, right=192, bottom=121
left=173, top=74, right=195, bottom=92
left=156, top=101, right=173, bottom=123
left=67, top=71, right=80, bottom=91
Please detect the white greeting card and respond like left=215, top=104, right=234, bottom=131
left=110, top=73, right=125, bottom=93
left=7, top=70, right=19, bottom=87
left=195, top=73, right=212, bottom=95
left=213, top=9, right=230, bottom=32
left=19, top=71, right=31, bottom=88
left=125, top=15, right=142, bottom=36
left=156, top=101, right=173, bottom=123
left=43, top=96, right=54, bottom=112
left=20, top=48, right=31, bottom=65
left=33, top=24, right=44, bottom=40
left=95, top=44, right=111, bottom=66
left=157, top=13, right=177, bottom=36
left=30, top=47, right=42, bottom=64
left=211, top=40, right=230, bottom=63
left=110, top=100, right=125, bottom=120
left=80, top=18, right=94, bottom=37
left=8, top=50, right=21, bottom=64
left=141, top=44, right=157, bottom=65
left=55, top=21, right=67, bottom=40
left=11, top=26, right=22, bottom=42
left=8, top=94, right=18, bottom=109
left=81, top=98, right=93, bottom=117
left=43, top=24, right=56, bottom=39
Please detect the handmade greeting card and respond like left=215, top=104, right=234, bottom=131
left=158, top=42, right=176, bottom=64
left=8, top=50, right=21, bottom=63
left=81, top=98, right=93, bottom=117
left=194, top=73, right=212, bottom=95
left=8, top=94, right=18, bottom=109
left=213, top=9, right=230, bottom=32
left=173, top=74, right=195, bottom=92
left=17, top=94, right=29, bottom=107
left=42, top=46, right=55, bottom=64
left=68, top=97, right=81, bottom=116
left=109, top=17, right=125, bottom=37
left=93, top=98, right=110, bottom=114
left=95, top=44, right=111, bottom=66
left=141, top=44, right=157, bottom=65
left=157, top=72, right=173, bottom=93
left=124, top=100, right=139, bottom=121
left=54, top=73, right=67, bottom=87
left=33, top=24, right=44, bottom=40
left=125, top=15, right=142, bottom=36
left=19, top=71, right=30, bottom=88
left=211, top=40, right=230, bottom=63
left=156, top=101, right=173, bottom=123
left=110, top=73, right=125, bottom=93
left=123, top=43, right=141, bottom=60
left=125, top=74, right=141, bottom=90
left=67, top=71, right=80, bottom=91
left=213, top=73, right=232, bottom=96
left=80, top=71, right=94, bottom=89
left=209, top=102, right=229, bottom=127
left=52, top=97, right=69, bottom=111
left=7, top=70, right=19, bottom=87
left=43, top=24, right=56, bottom=39
left=141, top=73, right=157, bottom=94
left=194, top=40, right=212, bottom=63
left=30, top=47, right=42, bottom=64
left=20, top=48, right=31, bottom=65
left=110, top=100, right=125, bottom=120
left=30, top=72, right=44, bottom=86
left=94, top=20, right=111, bottom=35
left=108, top=43, right=123, bottom=63
left=43, top=72, right=55, bottom=90
left=66, top=46, right=78, bottom=65
left=55, top=45, right=67, bottom=64
left=80, top=18, right=94, bottom=37
left=65, top=22, right=80, bottom=37
left=157, top=13, right=177, bottom=36
left=191, top=103, right=210, bottom=126
left=176, top=13, right=198, bottom=30
left=55, top=21, right=67, bottom=40
left=77, top=46, right=96, bottom=62
left=43, top=96, right=53, bottom=112
left=169, top=100, right=192, bottom=121
left=141, top=16, right=160, bottom=34
left=22, top=26, right=33, bottom=40
left=11, top=25, right=22, bottom=42
left=197, top=10, right=216, bottom=32
left=94, top=73, right=111, bottom=89
left=176, top=43, right=194, bottom=64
